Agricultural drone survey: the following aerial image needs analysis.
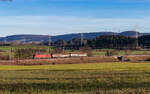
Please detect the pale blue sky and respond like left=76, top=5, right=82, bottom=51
left=0, top=0, right=150, bottom=36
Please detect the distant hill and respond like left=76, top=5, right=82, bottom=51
left=0, top=32, right=116, bottom=42
left=119, top=31, right=138, bottom=37
left=119, top=31, right=150, bottom=37
left=52, top=32, right=115, bottom=41
left=0, top=31, right=150, bottom=43
left=6, top=35, right=49, bottom=42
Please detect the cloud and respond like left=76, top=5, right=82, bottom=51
left=0, top=16, right=149, bottom=37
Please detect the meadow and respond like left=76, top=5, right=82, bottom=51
left=0, top=63, right=150, bottom=94
left=0, top=45, right=52, bottom=60
left=92, top=49, right=150, bottom=56
left=0, top=45, right=150, bottom=60
left=0, top=45, right=52, bottom=52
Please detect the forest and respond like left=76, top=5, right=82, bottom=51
left=52, top=35, right=150, bottom=50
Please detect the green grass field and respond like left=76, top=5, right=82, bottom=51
left=0, top=63, right=150, bottom=94
left=0, top=45, right=52, bottom=52
left=0, top=45, right=52, bottom=59
left=0, top=45, right=150, bottom=58
left=92, top=49, right=150, bottom=56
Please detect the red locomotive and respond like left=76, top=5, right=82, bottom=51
left=34, top=54, right=52, bottom=59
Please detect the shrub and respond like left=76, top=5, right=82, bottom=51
left=14, top=48, right=47, bottom=60
left=80, top=46, right=93, bottom=57
left=52, top=47, right=64, bottom=54
left=124, top=50, right=131, bottom=55
left=105, top=50, right=118, bottom=56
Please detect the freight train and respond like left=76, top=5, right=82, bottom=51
left=34, top=53, right=87, bottom=59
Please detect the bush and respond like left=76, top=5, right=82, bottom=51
left=105, top=50, right=118, bottom=56
left=80, top=46, right=93, bottom=57
left=124, top=50, right=131, bottom=55
left=87, top=51, right=93, bottom=57
left=14, top=48, right=47, bottom=60
left=52, top=47, right=64, bottom=54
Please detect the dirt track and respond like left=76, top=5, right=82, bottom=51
left=0, top=55, right=150, bottom=65
left=0, top=56, right=119, bottom=65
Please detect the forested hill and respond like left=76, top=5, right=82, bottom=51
left=0, top=31, right=149, bottom=42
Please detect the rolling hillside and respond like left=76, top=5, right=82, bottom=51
left=0, top=31, right=149, bottom=43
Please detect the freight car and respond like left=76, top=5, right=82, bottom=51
left=33, top=53, right=87, bottom=59
left=52, top=54, right=70, bottom=58
left=71, top=53, right=87, bottom=57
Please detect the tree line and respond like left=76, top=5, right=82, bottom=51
left=50, top=35, right=139, bottom=50
left=48, top=35, right=150, bottom=50
left=1, top=35, right=150, bottom=50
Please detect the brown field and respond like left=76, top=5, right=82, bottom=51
left=0, top=56, right=118, bottom=65
left=0, top=55, right=150, bottom=65
left=124, top=55, right=150, bottom=62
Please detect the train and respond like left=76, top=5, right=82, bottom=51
left=34, top=53, right=87, bottom=59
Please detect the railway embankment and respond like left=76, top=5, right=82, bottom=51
left=0, top=56, right=118, bottom=65
left=0, top=55, right=149, bottom=65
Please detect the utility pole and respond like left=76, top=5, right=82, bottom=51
left=9, top=48, right=12, bottom=60
left=81, top=33, right=84, bottom=46
left=4, top=38, right=6, bottom=45
left=48, top=35, right=51, bottom=46
left=40, top=40, right=44, bottom=46
left=135, top=25, right=139, bottom=49
left=126, top=29, right=129, bottom=49
left=112, top=31, right=115, bottom=49
left=23, top=38, right=26, bottom=44
left=118, top=29, right=121, bottom=49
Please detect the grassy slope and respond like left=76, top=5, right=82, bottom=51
left=0, top=63, right=150, bottom=93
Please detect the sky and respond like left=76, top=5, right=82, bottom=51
left=0, top=0, right=150, bottom=36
